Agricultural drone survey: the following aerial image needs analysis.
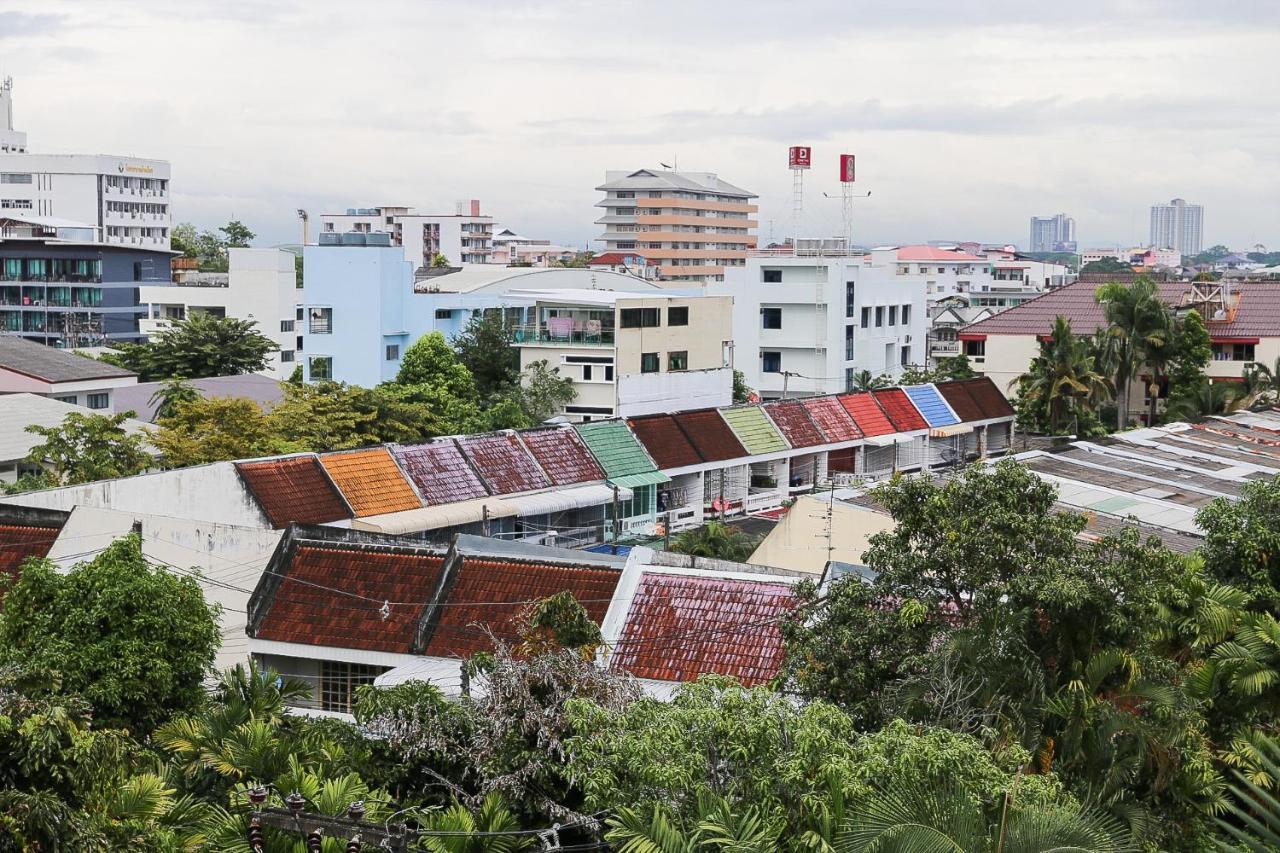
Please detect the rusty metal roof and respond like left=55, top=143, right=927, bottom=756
left=671, top=409, right=747, bottom=462
left=457, top=432, right=551, bottom=495
left=800, top=396, right=863, bottom=442
left=517, top=427, right=606, bottom=486
left=628, top=414, right=704, bottom=469
left=763, top=400, right=827, bottom=448
left=237, top=456, right=352, bottom=527
left=319, top=448, right=422, bottom=517
left=392, top=440, right=490, bottom=505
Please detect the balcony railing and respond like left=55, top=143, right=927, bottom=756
left=513, top=324, right=615, bottom=346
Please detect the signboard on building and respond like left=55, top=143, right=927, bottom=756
left=839, top=154, right=856, bottom=182
left=788, top=146, right=812, bottom=169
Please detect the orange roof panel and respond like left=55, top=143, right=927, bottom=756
left=320, top=448, right=421, bottom=517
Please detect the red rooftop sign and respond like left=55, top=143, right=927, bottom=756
left=788, top=146, right=812, bottom=169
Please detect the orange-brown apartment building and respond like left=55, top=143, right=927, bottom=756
left=594, top=169, right=758, bottom=285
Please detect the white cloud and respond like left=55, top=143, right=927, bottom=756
left=3, top=0, right=1278, bottom=249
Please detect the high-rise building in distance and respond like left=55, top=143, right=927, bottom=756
left=1150, top=198, right=1203, bottom=256
left=1028, top=213, right=1076, bottom=253
left=595, top=168, right=757, bottom=284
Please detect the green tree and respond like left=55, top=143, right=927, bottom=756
left=1080, top=257, right=1133, bottom=274
left=418, top=793, right=534, bottom=852
left=432, top=252, right=452, bottom=268
left=170, top=222, right=199, bottom=258
left=1198, top=477, right=1280, bottom=611
left=1096, top=278, right=1169, bottom=431
left=516, top=359, right=576, bottom=422
left=670, top=521, right=759, bottom=563
left=732, top=369, right=753, bottom=404
left=935, top=354, right=977, bottom=381
left=1161, top=309, right=1212, bottom=422
left=110, top=313, right=278, bottom=380
left=453, top=310, right=520, bottom=398
left=218, top=219, right=254, bottom=248
left=0, top=470, right=56, bottom=495
left=151, top=395, right=282, bottom=466
left=148, top=377, right=203, bottom=421
left=24, top=410, right=151, bottom=485
left=1011, top=315, right=1110, bottom=435
left=397, top=331, right=479, bottom=401
left=848, top=370, right=891, bottom=392
left=1164, top=377, right=1242, bottom=421
left=0, top=535, right=220, bottom=733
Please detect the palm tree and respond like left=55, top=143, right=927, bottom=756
left=606, top=793, right=783, bottom=852
left=670, top=522, right=759, bottom=562
left=1217, top=736, right=1280, bottom=851
left=1135, top=310, right=1173, bottom=426
left=1164, top=379, right=1242, bottom=422
left=417, top=793, right=533, bottom=852
left=848, top=370, right=891, bottom=393
left=836, top=779, right=1133, bottom=852
left=1012, top=316, right=1110, bottom=434
left=1096, top=278, right=1169, bottom=431
left=1243, top=358, right=1280, bottom=408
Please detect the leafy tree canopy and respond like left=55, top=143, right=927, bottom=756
left=103, top=313, right=277, bottom=381
left=24, top=410, right=151, bottom=485
left=453, top=310, right=520, bottom=398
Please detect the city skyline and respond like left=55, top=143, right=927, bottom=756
left=2, top=2, right=1278, bottom=251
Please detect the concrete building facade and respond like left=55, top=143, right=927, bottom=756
left=1150, top=198, right=1204, bottom=256
left=319, top=202, right=494, bottom=268
left=1029, top=213, right=1076, bottom=252
left=595, top=169, right=758, bottom=284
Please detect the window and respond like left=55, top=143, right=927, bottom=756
left=605, top=365, right=614, bottom=381
left=321, top=661, right=384, bottom=713
left=86, top=393, right=109, bottom=410
left=861, top=307, right=871, bottom=328
left=435, top=308, right=452, bottom=320
left=667, top=306, right=689, bottom=326
left=281, top=350, right=295, bottom=363
left=280, top=319, right=294, bottom=332
left=582, top=364, right=592, bottom=381
left=760, top=307, right=782, bottom=329
left=615, top=191, right=635, bottom=199
left=763, top=269, right=782, bottom=283
left=53, top=394, right=78, bottom=404
left=296, top=306, right=304, bottom=321
left=620, top=307, right=660, bottom=328
left=640, top=352, right=660, bottom=373
left=386, top=344, right=400, bottom=361
left=309, top=307, right=332, bottom=334
left=0, top=173, right=33, bottom=184
left=309, top=356, right=333, bottom=380
left=964, top=340, right=986, bottom=358
left=0, top=198, right=32, bottom=209
left=900, top=345, right=912, bottom=366
left=901, top=305, right=911, bottom=325
left=668, top=350, right=688, bottom=371
left=846, top=281, right=856, bottom=317
left=888, top=306, right=898, bottom=326
left=875, top=306, right=884, bottom=327
left=761, top=351, right=781, bottom=373
left=1212, top=342, right=1256, bottom=361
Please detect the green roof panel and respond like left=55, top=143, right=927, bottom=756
left=574, top=421, right=661, bottom=480
left=718, top=406, right=790, bottom=455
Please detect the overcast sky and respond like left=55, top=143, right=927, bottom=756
left=3, top=1, right=1278, bottom=251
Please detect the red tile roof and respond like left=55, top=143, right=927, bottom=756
left=961, top=280, right=1280, bottom=339
left=801, top=396, right=863, bottom=442
left=610, top=572, right=797, bottom=687
left=934, top=380, right=985, bottom=422
left=457, top=433, right=550, bottom=495
left=671, top=409, right=747, bottom=462
left=425, top=558, right=621, bottom=658
left=837, top=392, right=896, bottom=436
left=237, top=456, right=352, bottom=527
left=320, top=448, right=422, bottom=517
left=763, top=401, right=826, bottom=448
left=254, top=545, right=446, bottom=654
left=628, top=414, right=703, bottom=469
left=0, top=523, right=60, bottom=588
left=517, top=427, right=606, bottom=486
left=589, top=251, right=656, bottom=266
left=896, top=245, right=986, bottom=262
left=393, top=440, right=489, bottom=505
left=871, top=388, right=928, bottom=432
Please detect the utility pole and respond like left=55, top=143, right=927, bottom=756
left=481, top=504, right=490, bottom=538
left=610, top=485, right=620, bottom=555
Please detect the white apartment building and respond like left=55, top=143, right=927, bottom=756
left=595, top=169, right=758, bottom=284
left=1029, top=213, right=1076, bottom=252
left=490, top=228, right=576, bottom=266
left=875, top=245, right=990, bottom=304
left=511, top=289, right=733, bottom=421
left=1081, top=246, right=1182, bottom=269
left=0, top=80, right=170, bottom=250
left=710, top=255, right=927, bottom=399
left=138, top=248, right=300, bottom=379
left=1150, top=198, right=1203, bottom=255
left=319, top=201, right=494, bottom=268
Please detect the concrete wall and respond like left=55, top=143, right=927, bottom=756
left=3, top=461, right=270, bottom=528
left=617, top=368, right=733, bottom=417
left=613, top=296, right=732, bottom=377
left=46, top=505, right=283, bottom=671
left=748, top=496, right=896, bottom=574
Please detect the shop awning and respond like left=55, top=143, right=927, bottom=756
left=351, top=497, right=516, bottom=534
left=608, top=471, right=671, bottom=489
left=930, top=424, right=974, bottom=438
left=496, top=483, right=631, bottom=516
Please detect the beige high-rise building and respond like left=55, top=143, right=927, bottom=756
left=595, top=168, right=758, bottom=284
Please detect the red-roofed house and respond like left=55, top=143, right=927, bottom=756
left=960, top=279, right=1280, bottom=422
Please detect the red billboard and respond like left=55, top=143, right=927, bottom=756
left=839, top=154, right=856, bottom=182
left=788, top=146, right=812, bottom=169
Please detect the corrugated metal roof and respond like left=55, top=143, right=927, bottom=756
left=763, top=400, right=826, bottom=448
left=934, top=381, right=985, bottom=422
left=516, top=427, right=605, bottom=486
left=457, top=432, right=550, bottom=495
left=393, top=440, right=490, bottom=505
left=671, top=409, right=747, bottom=462
left=801, top=396, right=863, bottom=442
left=837, top=392, right=896, bottom=436
left=610, top=572, right=797, bottom=687
left=904, top=384, right=960, bottom=427
left=237, top=456, right=352, bottom=527
left=871, top=388, right=929, bottom=432
left=628, top=414, right=704, bottom=469
left=962, top=377, right=1015, bottom=419
left=320, top=448, right=422, bottom=517
left=574, top=420, right=662, bottom=481
left=719, top=405, right=790, bottom=454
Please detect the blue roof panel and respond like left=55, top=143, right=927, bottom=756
left=904, top=384, right=960, bottom=427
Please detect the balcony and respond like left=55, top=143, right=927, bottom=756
left=514, top=324, right=615, bottom=347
